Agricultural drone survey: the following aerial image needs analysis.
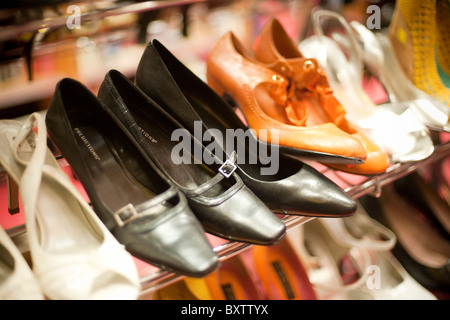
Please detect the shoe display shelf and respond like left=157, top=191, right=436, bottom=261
left=0, top=0, right=205, bottom=43
left=0, top=0, right=206, bottom=111
left=1, top=0, right=449, bottom=298
left=2, top=129, right=448, bottom=297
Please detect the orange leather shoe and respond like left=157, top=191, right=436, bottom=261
left=252, top=17, right=389, bottom=175
left=151, top=278, right=212, bottom=300
left=203, top=254, right=265, bottom=300
left=252, top=237, right=317, bottom=300
left=152, top=254, right=264, bottom=300
left=206, top=31, right=367, bottom=165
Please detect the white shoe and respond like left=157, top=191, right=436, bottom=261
left=346, top=20, right=450, bottom=132
left=292, top=220, right=374, bottom=300
left=299, top=10, right=435, bottom=163
left=0, top=113, right=141, bottom=300
left=0, top=226, right=44, bottom=300
left=362, top=248, right=437, bottom=300
left=318, top=204, right=438, bottom=300
left=319, top=205, right=397, bottom=252
left=292, top=217, right=437, bottom=300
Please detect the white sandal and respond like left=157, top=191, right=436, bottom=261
left=0, top=112, right=140, bottom=300
left=345, top=21, right=450, bottom=132
left=299, top=10, right=435, bottom=163
left=292, top=218, right=437, bottom=300
left=318, top=203, right=397, bottom=252
left=293, top=220, right=375, bottom=300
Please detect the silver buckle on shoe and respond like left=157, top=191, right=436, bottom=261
left=113, top=203, right=139, bottom=227
left=218, top=152, right=237, bottom=178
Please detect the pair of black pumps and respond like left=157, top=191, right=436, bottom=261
left=45, top=39, right=357, bottom=277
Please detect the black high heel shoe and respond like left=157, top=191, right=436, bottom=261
left=97, top=70, right=286, bottom=245
left=45, top=78, right=219, bottom=277
left=133, top=39, right=357, bottom=217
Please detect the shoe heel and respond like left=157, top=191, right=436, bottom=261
left=206, top=73, right=227, bottom=97
left=206, top=74, right=240, bottom=109
left=7, top=174, right=20, bottom=214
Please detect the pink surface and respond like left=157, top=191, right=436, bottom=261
left=363, top=75, right=389, bottom=105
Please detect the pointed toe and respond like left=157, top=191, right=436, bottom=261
left=119, top=207, right=219, bottom=278
left=249, top=161, right=357, bottom=217
left=189, top=185, right=286, bottom=245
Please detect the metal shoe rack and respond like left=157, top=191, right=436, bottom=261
left=3, top=134, right=449, bottom=296
left=136, top=138, right=450, bottom=296
left=1, top=0, right=449, bottom=298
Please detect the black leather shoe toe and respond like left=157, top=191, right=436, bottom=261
left=187, top=178, right=286, bottom=245
left=255, top=158, right=357, bottom=217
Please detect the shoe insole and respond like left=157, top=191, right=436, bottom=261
left=69, top=110, right=175, bottom=226
left=102, top=70, right=234, bottom=196
left=254, top=240, right=316, bottom=300
left=73, top=123, right=158, bottom=211
left=218, top=269, right=255, bottom=300
left=130, top=106, right=232, bottom=197
left=266, top=255, right=301, bottom=300
left=35, top=175, right=102, bottom=254
left=13, top=128, right=111, bottom=255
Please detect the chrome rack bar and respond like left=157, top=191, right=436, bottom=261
left=345, top=142, right=450, bottom=199
left=138, top=140, right=450, bottom=296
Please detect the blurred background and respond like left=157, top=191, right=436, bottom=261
left=0, top=0, right=396, bottom=118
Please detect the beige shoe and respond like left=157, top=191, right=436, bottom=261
left=0, top=113, right=140, bottom=300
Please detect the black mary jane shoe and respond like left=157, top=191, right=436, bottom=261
left=46, top=78, right=219, bottom=277
left=98, top=70, right=286, bottom=245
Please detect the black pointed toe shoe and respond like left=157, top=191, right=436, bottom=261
left=45, top=78, right=219, bottom=277
left=134, top=39, right=357, bottom=217
left=97, top=70, right=286, bottom=245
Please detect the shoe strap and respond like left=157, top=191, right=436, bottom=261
left=112, top=187, right=179, bottom=228
left=11, top=113, right=47, bottom=231
left=302, top=226, right=375, bottom=297
left=313, top=10, right=363, bottom=82
left=184, top=151, right=241, bottom=201
left=267, top=54, right=352, bottom=131
left=347, top=23, right=450, bottom=128
left=9, top=113, right=107, bottom=245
